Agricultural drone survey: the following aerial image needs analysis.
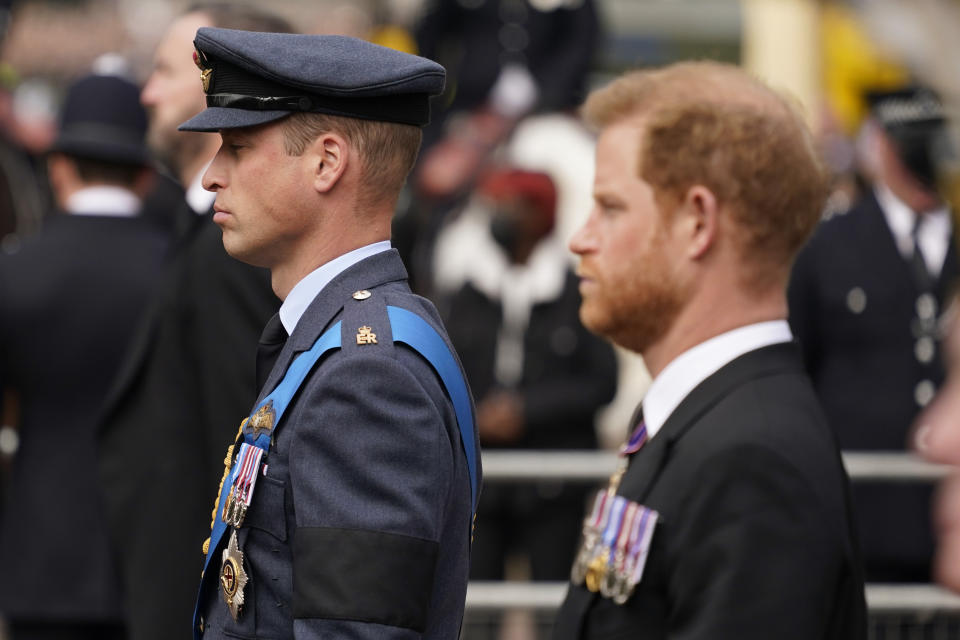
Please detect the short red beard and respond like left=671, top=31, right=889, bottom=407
left=579, top=243, right=689, bottom=355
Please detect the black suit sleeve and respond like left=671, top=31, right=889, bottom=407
left=668, top=443, right=848, bottom=639
left=528, top=1, right=600, bottom=111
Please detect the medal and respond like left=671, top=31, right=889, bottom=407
left=571, top=490, right=612, bottom=585
left=587, top=496, right=627, bottom=593
left=602, top=502, right=639, bottom=599
left=220, top=530, right=248, bottom=620
left=221, top=443, right=264, bottom=528
left=614, top=506, right=659, bottom=604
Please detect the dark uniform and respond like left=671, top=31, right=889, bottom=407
left=0, top=73, right=168, bottom=639
left=178, top=29, right=480, bottom=639
left=788, top=87, right=957, bottom=582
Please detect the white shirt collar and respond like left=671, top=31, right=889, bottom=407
left=186, top=161, right=215, bottom=215
left=279, top=241, right=392, bottom=335
left=66, top=186, right=141, bottom=217
left=641, top=320, right=793, bottom=440
left=874, top=183, right=952, bottom=276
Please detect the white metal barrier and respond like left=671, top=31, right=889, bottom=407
left=479, top=450, right=954, bottom=483
left=471, top=450, right=960, bottom=618
left=465, top=582, right=960, bottom=614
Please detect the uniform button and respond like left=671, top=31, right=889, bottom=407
left=846, top=287, right=867, bottom=314
left=917, top=293, right=938, bottom=321
left=0, top=425, right=18, bottom=456
left=915, top=337, right=936, bottom=364
left=915, top=379, right=936, bottom=407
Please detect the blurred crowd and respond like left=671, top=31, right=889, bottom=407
left=0, top=0, right=959, bottom=639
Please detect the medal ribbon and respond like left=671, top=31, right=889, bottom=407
left=629, top=507, right=659, bottom=585
left=591, top=490, right=611, bottom=529
left=601, top=497, right=628, bottom=551
left=234, top=443, right=264, bottom=507
left=613, top=502, right=639, bottom=570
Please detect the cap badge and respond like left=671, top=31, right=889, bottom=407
left=357, top=326, right=378, bottom=345
left=193, top=48, right=213, bottom=93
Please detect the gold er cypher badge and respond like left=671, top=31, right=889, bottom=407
left=357, top=326, right=378, bottom=345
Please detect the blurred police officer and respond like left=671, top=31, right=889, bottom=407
left=0, top=72, right=167, bottom=640
left=179, top=28, right=479, bottom=639
left=96, top=7, right=290, bottom=640
left=789, top=86, right=958, bottom=582
left=554, top=61, right=866, bottom=639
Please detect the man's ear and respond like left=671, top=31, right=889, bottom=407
left=678, top=185, right=719, bottom=259
left=46, top=153, right=81, bottom=209
left=310, top=132, right=349, bottom=194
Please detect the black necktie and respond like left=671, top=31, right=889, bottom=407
left=910, top=214, right=934, bottom=293
left=256, top=313, right=287, bottom=391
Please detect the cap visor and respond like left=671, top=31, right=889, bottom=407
left=178, top=107, right=291, bottom=132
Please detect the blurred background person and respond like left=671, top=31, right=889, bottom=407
left=95, top=6, right=289, bottom=640
left=0, top=0, right=50, bottom=249
left=0, top=71, right=166, bottom=640
left=397, top=0, right=602, bottom=293
left=788, top=85, right=957, bottom=584
left=434, top=167, right=616, bottom=637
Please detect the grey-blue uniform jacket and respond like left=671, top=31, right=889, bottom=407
left=197, top=249, right=480, bottom=639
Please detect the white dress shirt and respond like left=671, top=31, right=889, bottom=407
left=641, top=320, right=794, bottom=440
left=279, top=241, right=392, bottom=335
left=874, top=183, right=951, bottom=278
left=66, top=186, right=141, bottom=217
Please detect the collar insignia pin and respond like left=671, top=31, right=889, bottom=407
left=356, top=326, right=378, bottom=345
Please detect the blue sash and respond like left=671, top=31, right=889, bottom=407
left=194, top=306, right=477, bottom=636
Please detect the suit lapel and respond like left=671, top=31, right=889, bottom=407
left=256, top=249, right=408, bottom=403
left=618, top=342, right=805, bottom=502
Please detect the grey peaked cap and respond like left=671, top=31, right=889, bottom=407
left=179, top=28, right=446, bottom=131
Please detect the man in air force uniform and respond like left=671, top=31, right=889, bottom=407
left=181, top=28, right=481, bottom=640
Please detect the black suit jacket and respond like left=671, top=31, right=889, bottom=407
left=0, top=213, right=167, bottom=620
left=97, top=205, right=278, bottom=640
left=788, top=192, right=958, bottom=579
left=554, top=343, right=867, bottom=640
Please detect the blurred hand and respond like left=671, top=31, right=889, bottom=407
left=476, top=390, right=524, bottom=445
left=415, top=108, right=514, bottom=200
left=914, top=297, right=960, bottom=462
left=914, top=297, right=960, bottom=591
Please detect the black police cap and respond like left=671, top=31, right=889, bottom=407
left=50, top=73, right=150, bottom=166
left=178, top=28, right=446, bottom=132
left=866, top=86, right=945, bottom=131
